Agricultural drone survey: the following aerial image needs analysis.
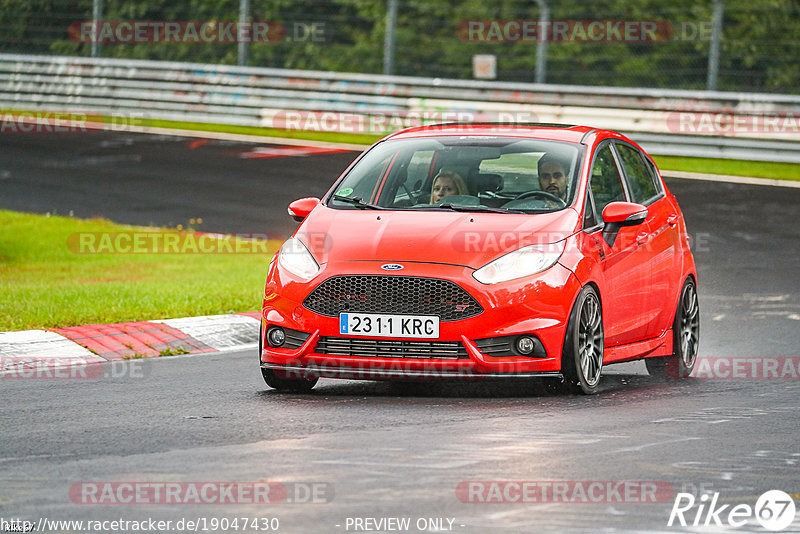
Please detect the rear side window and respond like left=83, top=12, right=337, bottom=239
left=615, top=144, right=659, bottom=204
left=589, top=144, right=626, bottom=223
left=644, top=157, right=663, bottom=190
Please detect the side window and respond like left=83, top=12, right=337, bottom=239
left=615, top=144, right=659, bottom=204
left=391, top=150, right=434, bottom=205
left=590, top=144, right=626, bottom=223
left=406, top=150, right=435, bottom=190
left=336, top=153, right=392, bottom=201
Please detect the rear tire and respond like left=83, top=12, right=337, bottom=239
left=646, top=278, right=699, bottom=379
left=561, top=286, right=604, bottom=395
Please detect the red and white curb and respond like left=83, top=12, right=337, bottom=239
left=0, top=312, right=260, bottom=375
left=240, top=145, right=353, bottom=159
left=153, top=313, right=260, bottom=350
left=0, top=330, right=105, bottom=373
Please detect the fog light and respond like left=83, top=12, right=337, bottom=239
left=516, top=336, right=536, bottom=355
left=267, top=327, right=286, bottom=347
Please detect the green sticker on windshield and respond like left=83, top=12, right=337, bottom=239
left=337, top=187, right=354, bottom=197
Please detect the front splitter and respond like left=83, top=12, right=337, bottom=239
left=262, top=362, right=563, bottom=380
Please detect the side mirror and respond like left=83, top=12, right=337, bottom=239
left=287, top=197, right=320, bottom=223
left=601, top=201, right=647, bottom=247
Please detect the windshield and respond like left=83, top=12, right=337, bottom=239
left=327, top=136, right=582, bottom=213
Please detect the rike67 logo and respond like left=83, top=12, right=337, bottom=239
left=668, top=490, right=796, bottom=531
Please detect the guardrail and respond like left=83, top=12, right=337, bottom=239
left=2, top=53, right=800, bottom=162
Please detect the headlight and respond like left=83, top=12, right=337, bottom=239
left=473, top=242, right=565, bottom=284
left=278, top=237, right=320, bottom=280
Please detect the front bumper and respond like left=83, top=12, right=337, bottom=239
left=261, top=260, right=580, bottom=380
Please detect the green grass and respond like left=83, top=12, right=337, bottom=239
left=158, top=347, right=191, bottom=357
left=0, top=210, right=278, bottom=331
left=652, top=155, right=800, bottom=181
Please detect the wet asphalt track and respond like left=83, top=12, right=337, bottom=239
left=0, top=132, right=357, bottom=238
left=1, top=131, right=799, bottom=533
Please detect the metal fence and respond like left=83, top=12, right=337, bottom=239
left=0, top=0, right=798, bottom=94
left=2, top=53, right=800, bottom=162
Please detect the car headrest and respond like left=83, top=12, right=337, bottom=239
left=475, top=173, right=503, bottom=192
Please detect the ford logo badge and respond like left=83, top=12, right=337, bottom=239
left=381, top=264, right=404, bottom=271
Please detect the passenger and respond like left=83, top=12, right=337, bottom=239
left=537, top=154, right=569, bottom=201
left=430, top=169, right=468, bottom=203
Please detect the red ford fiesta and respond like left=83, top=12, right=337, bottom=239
left=259, top=123, right=699, bottom=394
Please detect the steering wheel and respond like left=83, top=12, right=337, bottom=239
left=514, top=190, right=566, bottom=207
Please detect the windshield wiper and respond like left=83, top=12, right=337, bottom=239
left=331, top=195, right=388, bottom=210
left=433, top=203, right=524, bottom=214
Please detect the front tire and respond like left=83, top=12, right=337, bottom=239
left=259, top=322, right=318, bottom=392
left=646, top=278, right=699, bottom=379
left=261, top=367, right=318, bottom=392
left=561, top=285, right=604, bottom=395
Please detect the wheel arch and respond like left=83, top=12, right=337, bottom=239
left=673, top=272, right=698, bottom=319
left=561, top=280, right=604, bottom=361
left=578, top=279, right=603, bottom=318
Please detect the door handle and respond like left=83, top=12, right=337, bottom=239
left=667, top=214, right=679, bottom=227
left=637, top=231, right=649, bottom=245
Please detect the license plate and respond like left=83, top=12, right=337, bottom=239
left=339, top=313, right=439, bottom=339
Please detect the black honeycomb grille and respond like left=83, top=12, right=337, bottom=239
left=303, top=275, right=482, bottom=321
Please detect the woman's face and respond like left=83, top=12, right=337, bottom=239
left=432, top=177, right=458, bottom=203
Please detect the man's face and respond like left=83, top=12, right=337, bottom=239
left=538, top=161, right=568, bottom=200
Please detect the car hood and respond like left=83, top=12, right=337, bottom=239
left=295, top=206, right=580, bottom=270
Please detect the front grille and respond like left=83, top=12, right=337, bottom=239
left=315, top=336, right=469, bottom=360
left=303, top=276, right=482, bottom=321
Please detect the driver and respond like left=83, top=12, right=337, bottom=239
left=537, top=154, right=569, bottom=202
